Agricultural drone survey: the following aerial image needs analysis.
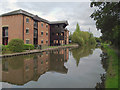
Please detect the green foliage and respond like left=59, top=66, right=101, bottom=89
left=72, top=23, right=96, bottom=46
left=1, top=45, right=9, bottom=53
left=89, top=37, right=96, bottom=45
left=95, top=37, right=101, bottom=42
left=103, top=45, right=118, bottom=88
left=8, top=39, right=24, bottom=52
left=24, top=44, right=34, bottom=50
left=90, top=2, right=120, bottom=48
left=72, top=31, right=84, bottom=46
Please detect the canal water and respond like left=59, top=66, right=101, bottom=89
left=1, top=45, right=105, bottom=88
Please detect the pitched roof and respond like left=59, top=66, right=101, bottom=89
left=0, top=9, right=68, bottom=25
left=49, top=21, right=68, bottom=25
left=33, top=15, right=49, bottom=23
left=0, top=9, right=35, bottom=18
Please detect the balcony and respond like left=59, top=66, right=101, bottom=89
left=34, top=21, right=38, bottom=29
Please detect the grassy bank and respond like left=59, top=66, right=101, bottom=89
left=103, top=44, right=119, bottom=88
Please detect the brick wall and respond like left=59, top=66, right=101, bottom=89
left=1, top=15, right=23, bottom=43
left=38, top=22, right=50, bottom=46
left=66, top=30, right=69, bottom=44
left=64, top=30, right=69, bottom=45
left=24, top=16, right=34, bottom=44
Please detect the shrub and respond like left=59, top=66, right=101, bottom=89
left=1, top=45, right=9, bottom=52
left=24, top=44, right=34, bottom=50
left=8, top=39, right=24, bottom=52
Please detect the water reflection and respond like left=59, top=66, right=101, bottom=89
left=2, top=48, right=69, bottom=85
left=1, top=46, right=105, bottom=88
left=71, top=44, right=96, bottom=66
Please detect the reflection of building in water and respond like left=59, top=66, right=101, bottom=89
left=49, top=48, right=69, bottom=74
left=2, top=48, right=69, bottom=85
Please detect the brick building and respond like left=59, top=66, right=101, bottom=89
left=0, top=9, right=69, bottom=46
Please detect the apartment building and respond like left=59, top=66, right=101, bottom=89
left=0, top=9, right=69, bottom=46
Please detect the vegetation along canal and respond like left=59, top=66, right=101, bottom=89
left=1, top=45, right=107, bottom=88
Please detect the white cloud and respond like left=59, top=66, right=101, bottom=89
left=0, top=1, right=102, bottom=37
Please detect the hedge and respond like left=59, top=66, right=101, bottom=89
left=24, top=44, right=34, bottom=50
left=8, top=39, right=24, bottom=52
left=1, top=45, right=9, bottom=51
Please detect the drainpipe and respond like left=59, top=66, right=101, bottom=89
left=23, top=15, right=24, bottom=41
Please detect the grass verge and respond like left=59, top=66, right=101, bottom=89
left=103, top=44, right=119, bottom=88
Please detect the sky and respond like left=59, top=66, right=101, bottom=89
left=0, top=0, right=102, bottom=37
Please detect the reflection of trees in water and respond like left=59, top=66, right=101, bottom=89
left=71, top=44, right=96, bottom=66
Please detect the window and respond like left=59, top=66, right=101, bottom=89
left=50, top=40, right=53, bottom=43
left=46, top=32, right=48, bottom=36
left=61, top=33, right=63, bottom=36
left=41, top=40, right=43, bottom=44
left=34, top=29, right=38, bottom=37
left=54, top=40, right=56, bottom=44
left=41, top=31, right=43, bottom=36
left=46, top=59, right=48, bottom=62
left=41, top=60, right=43, bottom=64
left=5, top=29, right=8, bottom=37
left=56, top=33, right=58, bottom=36
left=26, top=18, right=29, bottom=23
left=56, top=40, right=58, bottom=44
left=52, top=32, right=54, bottom=35
left=41, top=23, right=43, bottom=27
left=34, top=21, right=38, bottom=28
left=26, top=40, right=29, bottom=44
left=46, top=24, right=48, bottom=28
left=3, top=27, right=8, bottom=37
left=26, top=28, right=29, bottom=34
left=46, top=40, right=48, bottom=44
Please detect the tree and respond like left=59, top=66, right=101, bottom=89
left=90, top=1, right=120, bottom=48
left=8, top=39, right=24, bottom=52
left=72, top=23, right=96, bottom=46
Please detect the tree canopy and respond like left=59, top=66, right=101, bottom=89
left=90, top=2, right=120, bottom=48
left=71, top=23, right=96, bottom=46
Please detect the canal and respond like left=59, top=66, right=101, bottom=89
left=1, top=45, right=106, bottom=88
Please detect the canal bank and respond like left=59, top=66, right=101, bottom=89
left=101, top=44, right=119, bottom=88
left=0, top=44, right=78, bottom=58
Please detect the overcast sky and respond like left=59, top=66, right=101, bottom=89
left=0, top=0, right=102, bottom=37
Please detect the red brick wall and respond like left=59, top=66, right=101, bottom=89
left=64, top=30, right=69, bottom=45
left=38, top=22, right=50, bottom=46
left=1, top=15, right=23, bottom=43
left=23, top=16, right=34, bottom=44
left=66, top=30, right=69, bottom=44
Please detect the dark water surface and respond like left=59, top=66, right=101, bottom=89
left=1, top=46, right=105, bottom=88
